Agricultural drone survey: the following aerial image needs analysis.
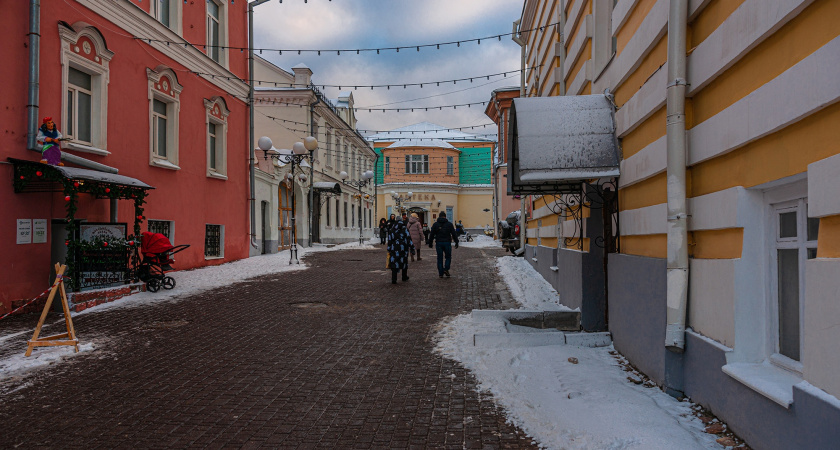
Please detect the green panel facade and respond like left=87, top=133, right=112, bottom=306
left=457, top=147, right=491, bottom=185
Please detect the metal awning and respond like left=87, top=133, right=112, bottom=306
left=312, top=181, right=341, bottom=194
left=10, top=158, right=154, bottom=194
left=508, top=95, right=620, bottom=195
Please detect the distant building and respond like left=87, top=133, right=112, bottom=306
left=484, top=87, right=522, bottom=233
left=367, top=123, right=495, bottom=230
left=252, top=57, right=376, bottom=249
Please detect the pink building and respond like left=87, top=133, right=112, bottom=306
left=1, top=0, right=250, bottom=314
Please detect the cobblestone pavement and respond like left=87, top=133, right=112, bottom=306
left=0, top=246, right=539, bottom=449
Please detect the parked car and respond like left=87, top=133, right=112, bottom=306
left=498, top=210, right=522, bottom=254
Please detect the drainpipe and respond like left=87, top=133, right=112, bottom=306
left=26, top=0, right=40, bottom=152
left=512, top=20, right=527, bottom=254
left=248, top=1, right=270, bottom=251
left=308, top=97, right=319, bottom=246
left=665, top=0, right=689, bottom=352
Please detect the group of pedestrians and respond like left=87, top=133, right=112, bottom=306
left=379, top=212, right=459, bottom=284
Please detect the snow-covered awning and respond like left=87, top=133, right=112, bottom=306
left=312, top=182, right=341, bottom=194
left=508, top=95, right=620, bottom=195
left=9, top=158, right=153, bottom=194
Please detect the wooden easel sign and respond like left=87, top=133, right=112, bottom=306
left=25, top=263, right=79, bottom=357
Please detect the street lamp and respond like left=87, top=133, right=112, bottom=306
left=340, top=170, right=375, bottom=244
left=258, top=135, right=317, bottom=264
left=391, top=191, right=413, bottom=216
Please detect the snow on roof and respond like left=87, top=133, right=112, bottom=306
left=366, top=122, right=494, bottom=143
left=292, top=62, right=310, bottom=69
left=385, top=139, right=457, bottom=149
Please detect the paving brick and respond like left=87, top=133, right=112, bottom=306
left=0, top=247, right=536, bottom=448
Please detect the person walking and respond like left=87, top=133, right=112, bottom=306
left=407, top=213, right=424, bottom=261
left=385, top=214, right=397, bottom=244
left=378, top=218, right=388, bottom=245
left=387, top=218, right=414, bottom=284
left=427, top=212, right=458, bottom=278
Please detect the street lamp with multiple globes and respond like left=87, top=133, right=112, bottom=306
left=340, top=170, right=375, bottom=244
left=258, top=135, right=318, bottom=264
left=391, top=191, right=413, bottom=216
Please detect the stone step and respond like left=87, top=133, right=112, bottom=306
left=470, top=309, right=581, bottom=331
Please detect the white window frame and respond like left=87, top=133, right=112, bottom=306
left=147, top=66, right=183, bottom=169
left=59, top=23, right=114, bottom=154
left=447, top=156, right=454, bottom=175
left=204, top=96, right=230, bottom=179
left=150, top=0, right=171, bottom=29
left=205, top=0, right=228, bottom=67
left=204, top=223, right=225, bottom=259
left=385, top=156, right=390, bottom=175
left=405, top=154, right=429, bottom=174
left=592, top=0, right=617, bottom=77
left=147, top=219, right=175, bottom=245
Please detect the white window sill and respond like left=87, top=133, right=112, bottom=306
left=66, top=142, right=110, bottom=156
left=151, top=159, right=181, bottom=170
left=204, top=256, right=224, bottom=260
left=550, top=266, right=559, bottom=272
left=532, top=258, right=538, bottom=262
left=207, top=171, right=228, bottom=180
left=722, top=361, right=802, bottom=408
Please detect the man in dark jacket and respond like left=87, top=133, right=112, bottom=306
left=427, top=212, right=459, bottom=278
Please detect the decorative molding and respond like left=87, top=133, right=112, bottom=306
left=611, top=0, right=640, bottom=36
left=568, top=59, right=592, bottom=95
left=563, top=0, right=589, bottom=43
left=618, top=134, right=666, bottom=187
left=808, top=153, right=840, bottom=218
left=564, top=15, right=592, bottom=80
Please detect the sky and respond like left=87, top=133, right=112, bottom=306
left=252, top=0, right=525, bottom=137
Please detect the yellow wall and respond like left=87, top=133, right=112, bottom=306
left=817, top=215, right=840, bottom=258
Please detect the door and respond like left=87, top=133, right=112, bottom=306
left=312, top=192, right=321, bottom=243
left=278, top=183, right=293, bottom=250
left=261, top=201, right=268, bottom=254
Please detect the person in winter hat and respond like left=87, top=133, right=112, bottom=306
left=378, top=218, right=388, bottom=245
left=427, top=212, right=459, bottom=278
left=407, top=213, right=424, bottom=261
left=385, top=214, right=397, bottom=244
left=387, top=218, right=415, bottom=284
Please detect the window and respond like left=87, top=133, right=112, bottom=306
left=385, top=156, right=390, bottom=175
left=326, top=199, right=331, bottom=227
left=593, top=0, right=617, bottom=75
left=205, top=224, right=224, bottom=258
left=148, top=220, right=173, bottom=241
left=207, top=0, right=221, bottom=63
left=151, top=0, right=171, bottom=28
left=352, top=202, right=355, bottom=228
left=325, top=126, right=332, bottom=167
left=351, top=149, right=357, bottom=179
left=59, top=24, right=113, bottom=152
left=147, top=66, right=183, bottom=169
left=344, top=200, right=348, bottom=227
left=447, top=156, right=454, bottom=175
left=67, top=67, right=93, bottom=144
left=344, top=144, right=350, bottom=172
left=405, top=154, right=429, bottom=174
left=205, top=96, right=230, bottom=178
left=770, top=198, right=818, bottom=363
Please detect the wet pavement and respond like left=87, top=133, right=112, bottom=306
left=0, top=246, right=539, bottom=449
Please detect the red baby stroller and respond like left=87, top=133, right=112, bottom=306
left=137, top=232, right=190, bottom=292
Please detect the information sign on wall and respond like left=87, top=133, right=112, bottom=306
left=79, top=223, right=127, bottom=241
left=17, top=219, right=32, bottom=244
left=33, top=219, right=47, bottom=244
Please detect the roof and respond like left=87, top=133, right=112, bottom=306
left=385, top=139, right=457, bottom=150
left=312, top=182, right=342, bottom=194
left=366, top=122, right=494, bottom=143
left=508, top=95, right=620, bottom=195
left=9, top=158, right=153, bottom=194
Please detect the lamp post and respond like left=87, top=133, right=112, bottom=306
left=258, top=135, right=317, bottom=264
left=340, top=170, right=374, bottom=244
left=390, top=191, right=413, bottom=216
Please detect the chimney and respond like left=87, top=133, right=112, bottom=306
left=292, top=63, right=312, bottom=87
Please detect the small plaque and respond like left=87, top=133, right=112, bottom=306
left=33, top=219, right=47, bottom=244
left=17, top=219, right=32, bottom=244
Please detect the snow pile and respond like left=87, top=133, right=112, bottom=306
left=496, top=256, right=575, bottom=312
left=458, top=234, right=501, bottom=248
left=436, top=318, right=717, bottom=449
left=0, top=343, right=97, bottom=384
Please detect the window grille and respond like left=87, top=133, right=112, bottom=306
left=205, top=224, right=222, bottom=257
left=405, top=154, right=429, bottom=174
left=148, top=220, right=172, bottom=239
left=447, top=156, right=454, bottom=175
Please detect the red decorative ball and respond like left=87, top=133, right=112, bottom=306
left=36, top=171, right=43, bottom=177
left=105, top=188, right=111, bottom=193
left=136, top=215, right=143, bottom=220
left=19, top=176, right=24, bottom=180
left=73, top=182, right=79, bottom=187
left=103, top=242, right=109, bottom=247
left=64, top=196, right=71, bottom=201
left=65, top=240, right=69, bottom=246
left=128, top=241, right=135, bottom=246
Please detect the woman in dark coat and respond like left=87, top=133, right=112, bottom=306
left=378, top=218, right=388, bottom=245
left=387, top=219, right=415, bottom=284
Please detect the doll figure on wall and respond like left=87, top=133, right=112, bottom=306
left=36, top=117, right=65, bottom=166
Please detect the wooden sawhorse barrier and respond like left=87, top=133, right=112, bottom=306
left=25, top=264, right=79, bottom=357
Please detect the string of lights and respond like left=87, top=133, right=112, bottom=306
left=195, top=66, right=533, bottom=90
left=133, top=21, right=561, bottom=55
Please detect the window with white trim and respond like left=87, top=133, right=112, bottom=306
left=205, top=97, right=230, bottom=178
left=593, top=0, right=617, bottom=75
left=770, top=198, right=818, bottom=363
left=325, top=125, right=332, bottom=167
left=147, top=66, right=183, bottom=169
left=147, top=220, right=174, bottom=241
left=385, top=156, right=390, bottom=175
left=151, top=0, right=171, bottom=28
left=446, top=156, right=454, bottom=175
left=205, top=0, right=227, bottom=66
left=405, top=154, right=429, bottom=174
left=59, top=23, right=113, bottom=152
left=344, top=143, right=350, bottom=172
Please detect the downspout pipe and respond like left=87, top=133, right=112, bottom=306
left=26, top=0, right=40, bottom=152
left=665, top=0, right=689, bottom=352
left=308, top=97, right=319, bottom=246
left=512, top=20, right=527, bottom=255
left=247, top=1, right=270, bottom=251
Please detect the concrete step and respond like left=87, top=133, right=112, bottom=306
left=470, top=309, right=581, bottom=331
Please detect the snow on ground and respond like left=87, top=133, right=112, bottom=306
left=0, top=241, right=375, bottom=381
left=496, top=256, right=576, bottom=312
left=434, top=255, right=719, bottom=449
left=458, top=234, right=502, bottom=248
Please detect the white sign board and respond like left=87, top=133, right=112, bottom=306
left=79, top=223, right=126, bottom=241
left=17, top=219, right=32, bottom=244
left=33, top=219, right=47, bottom=244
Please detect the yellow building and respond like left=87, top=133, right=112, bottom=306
left=507, top=1, right=840, bottom=446
left=368, top=123, right=495, bottom=230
